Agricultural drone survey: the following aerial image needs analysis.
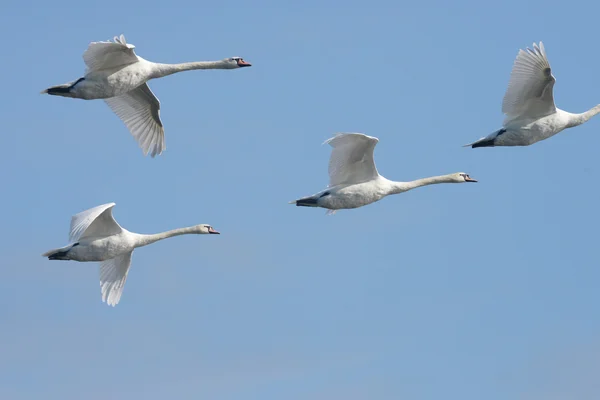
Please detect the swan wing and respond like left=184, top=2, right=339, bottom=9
left=104, top=83, right=165, bottom=157
left=83, top=34, right=139, bottom=73
left=502, top=42, right=556, bottom=120
left=99, top=251, right=133, bottom=307
left=69, top=203, right=123, bottom=243
left=325, top=133, right=380, bottom=187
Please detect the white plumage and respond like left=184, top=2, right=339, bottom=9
left=83, top=34, right=138, bottom=74
left=99, top=252, right=133, bottom=307
left=292, top=133, right=477, bottom=213
left=43, top=203, right=220, bottom=307
left=69, top=203, right=122, bottom=243
left=467, top=42, right=600, bottom=148
left=326, top=133, right=380, bottom=187
left=42, top=34, right=252, bottom=157
left=104, top=83, right=164, bottom=157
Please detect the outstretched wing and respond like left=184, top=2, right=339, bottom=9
left=83, top=34, right=139, bottom=73
left=502, top=42, right=556, bottom=121
left=325, top=133, right=380, bottom=187
left=99, top=251, right=133, bottom=307
left=69, top=203, right=122, bottom=242
left=104, top=83, right=165, bottom=157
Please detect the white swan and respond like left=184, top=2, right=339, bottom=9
left=291, top=133, right=477, bottom=214
left=467, top=42, right=600, bottom=148
left=41, top=34, right=252, bottom=157
left=42, top=203, right=220, bottom=306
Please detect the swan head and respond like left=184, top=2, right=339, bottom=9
left=222, top=56, right=252, bottom=69
left=194, top=224, right=220, bottom=234
left=453, top=172, right=477, bottom=183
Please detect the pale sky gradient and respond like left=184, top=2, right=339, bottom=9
left=1, top=0, right=600, bottom=399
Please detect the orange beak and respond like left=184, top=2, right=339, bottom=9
left=237, top=59, right=252, bottom=67
left=208, top=227, right=220, bottom=234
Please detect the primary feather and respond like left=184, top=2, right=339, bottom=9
left=467, top=42, right=600, bottom=148
left=42, top=34, right=252, bottom=157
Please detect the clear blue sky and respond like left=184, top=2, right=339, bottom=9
left=1, top=0, right=599, bottom=399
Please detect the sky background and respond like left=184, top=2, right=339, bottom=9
left=1, top=0, right=599, bottom=399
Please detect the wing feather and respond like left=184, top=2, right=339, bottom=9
left=69, top=203, right=122, bottom=242
left=99, top=252, right=133, bottom=307
left=502, top=41, right=556, bottom=120
left=82, top=34, right=139, bottom=73
left=325, top=133, right=380, bottom=187
left=104, top=83, right=165, bottom=157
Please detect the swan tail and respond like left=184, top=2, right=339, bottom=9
left=464, top=129, right=505, bottom=148
left=41, top=78, right=85, bottom=96
left=41, top=85, right=68, bottom=95
left=291, top=196, right=319, bottom=207
left=464, top=137, right=496, bottom=148
left=42, top=244, right=76, bottom=260
left=470, top=139, right=496, bottom=148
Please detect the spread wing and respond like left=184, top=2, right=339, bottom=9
left=104, top=83, right=165, bottom=157
left=99, top=251, right=133, bottom=307
left=502, top=42, right=556, bottom=121
left=69, top=203, right=122, bottom=243
left=325, top=133, right=380, bottom=187
left=83, top=34, right=139, bottom=73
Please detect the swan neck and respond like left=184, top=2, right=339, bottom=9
left=568, top=105, right=600, bottom=127
left=134, top=227, right=198, bottom=248
left=390, top=175, right=456, bottom=194
left=151, top=61, right=227, bottom=78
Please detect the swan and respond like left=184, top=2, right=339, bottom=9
left=41, top=34, right=252, bottom=157
left=42, top=203, right=220, bottom=306
left=466, top=42, right=600, bottom=148
left=291, top=133, right=477, bottom=214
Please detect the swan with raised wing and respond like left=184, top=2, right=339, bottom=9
left=291, top=133, right=477, bottom=214
left=42, top=203, right=220, bottom=306
left=466, top=42, right=600, bottom=148
left=42, top=34, right=252, bottom=157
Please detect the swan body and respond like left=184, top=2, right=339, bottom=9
left=291, top=133, right=477, bottom=214
left=467, top=42, right=600, bottom=148
left=42, top=203, right=220, bottom=306
left=42, top=34, right=252, bottom=157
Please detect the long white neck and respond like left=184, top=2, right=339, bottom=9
left=388, top=174, right=459, bottom=195
left=150, top=61, right=229, bottom=79
left=132, top=226, right=200, bottom=248
left=566, top=104, right=600, bottom=127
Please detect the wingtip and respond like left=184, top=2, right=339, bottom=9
left=322, top=132, right=375, bottom=146
left=323, top=132, right=350, bottom=145
left=40, top=89, right=48, bottom=94
left=322, top=136, right=335, bottom=145
left=101, top=294, right=118, bottom=307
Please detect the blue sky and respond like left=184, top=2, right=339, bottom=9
left=1, top=0, right=600, bottom=399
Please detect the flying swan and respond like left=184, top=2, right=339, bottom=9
left=42, top=203, right=220, bottom=306
left=466, top=42, right=600, bottom=148
left=291, top=133, right=477, bottom=214
left=41, top=34, right=252, bottom=157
